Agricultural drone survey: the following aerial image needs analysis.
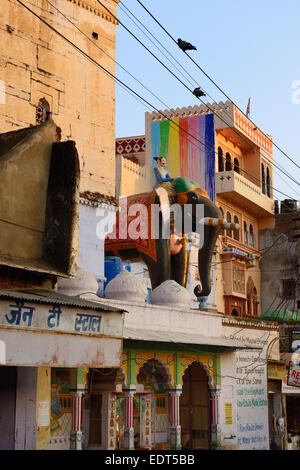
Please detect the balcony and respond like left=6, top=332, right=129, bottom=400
left=116, top=156, right=150, bottom=197
left=215, top=170, right=274, bottom=217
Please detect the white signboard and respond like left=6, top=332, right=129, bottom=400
left=38, top=402, right=50, bottom=427
left=0, top=339, right=5, bottom=364
left=235, top=347, right=269, bottom=450
left=0, top=299, right=123, bottom=367
left=287, top=363, right=300, bottom=388
left=0, top=300, right=123, bottom=337
left=222, top=329, right=271, bottom=450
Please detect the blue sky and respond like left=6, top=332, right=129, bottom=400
left=115, top=0, right=300, bottom=202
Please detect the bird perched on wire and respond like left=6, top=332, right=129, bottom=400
left=177, top=38, right=197, bottom=52
left=192, top=87, right=206, bottom=98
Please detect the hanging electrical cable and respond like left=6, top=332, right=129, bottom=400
left=96, top=0, right=300, bottom=192
left=136, top=0, right=300, bottom=172
left=16, top=0, right=299, bottom=202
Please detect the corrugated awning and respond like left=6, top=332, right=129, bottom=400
left=123, top=327, right=262, bottom=351
left=0, top=288, right=125, bottom=313
left=260, top=309, right=300, bottom=323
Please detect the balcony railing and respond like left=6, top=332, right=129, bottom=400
left=116, top=156, right=149, bottom=197
left=215, top=170, right=274, bottom=216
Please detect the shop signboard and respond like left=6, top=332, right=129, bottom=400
left=0, top=300, right=123, bottom=367
left=222, top=328, right=271, bottom=450
left=287, top=362, right=300, bottom=388
left=267, top=362, right=286, bottom=380
left=290, top=329, right=300, bottom=354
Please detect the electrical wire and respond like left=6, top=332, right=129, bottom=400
left=16, top=0, right=299, bottom=202
left=136, top=0, right=300, bottom=172
left=120, top=0, right=300, bottom=191
left=43, top=0, right=172, bottom=112
left=118, top=0, right=199, bottom=90
left=114, top=0, right=300, bottom=190
left=14, top=1, right=292, bottom=387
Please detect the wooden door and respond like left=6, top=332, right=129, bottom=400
left=180, top=363, right=210, bottom=450
left=89, top=394, right=102, bottom=445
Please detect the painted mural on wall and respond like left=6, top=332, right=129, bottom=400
left=50, top=369, right=72, bottom=435
left=150, top=114, right=215, bottom=201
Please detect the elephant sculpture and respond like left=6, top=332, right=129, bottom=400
left=105, top=177, right=236, bottom=299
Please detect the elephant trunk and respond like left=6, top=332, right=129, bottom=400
left=198, top=225, right=220, bottom=296
left=196, top=198, right=221, bottom=297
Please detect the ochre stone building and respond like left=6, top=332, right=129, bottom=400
left=0, top=0, right=118, bottom=196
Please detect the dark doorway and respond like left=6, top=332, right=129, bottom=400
left=180, top=362, right=211, bottom=450
left=0, top=366, right=17, bottom=450
left=89, top=394, right=102, bottom=446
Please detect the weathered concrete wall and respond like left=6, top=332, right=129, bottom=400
left=0, top=120, right=80, bottom=278
left=259, top=226, right=297, bottom=315
left=0, top=120, right=60, bottom=261
left=0, top=0, right=117, bottom=196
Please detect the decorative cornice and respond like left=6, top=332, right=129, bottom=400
left=222, top=317, right=278, bottom=331
left=67, top=0, right=120, bottom=24
left=80, top=191, right=118, bottom=209
left=147, top=100, right=232, bottom=121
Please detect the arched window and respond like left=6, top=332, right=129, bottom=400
left=233, top=216, right=240, bottom=241
left=243, top=221, right=248, bottom=245
left=231, top=309, right=239, bottom=317
left=249, top=224, right=254, bottom=247
left=261, top=163, right=266, bottom=194
left=226, top=211, right=232, bottom=237
left=225, top=152, right=232, bottom=171
left=218, top=147, right=224, bottom=172
left=266, top=167, right=271, bottom=198
left=233, top=158, right=240, bottom=173
left=36, top=97, right=51, bottom=124
left=247, top=277, right=258, bottom=317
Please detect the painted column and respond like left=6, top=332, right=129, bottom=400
left=70, top=390, right=84, bottom=450
left=70, top=368, right=88, bottom=450
left=210, top=389, right=221, bottom=449
left=101, top=392, right=117, bottom=450
left=140, top=395, right=152, bottom=449
left=169, top=389, right=182, bottom=450
left=123, top=390, right=135, bottom=450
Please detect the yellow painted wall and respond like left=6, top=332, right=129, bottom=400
left=0, top=0, right=118, bottom=196
left=36, top=366, right=51, bottom=450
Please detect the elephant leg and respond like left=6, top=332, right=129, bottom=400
left=141, top=239, right=171, bottom=290
left=171, top=243, right=189, bottom=288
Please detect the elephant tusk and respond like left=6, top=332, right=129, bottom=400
left=199, top=218, right=240, bottom=230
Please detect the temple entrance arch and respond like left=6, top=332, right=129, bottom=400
left=118, top=357, right=173, bottom=450
left=136, top=358, right=172, bottom=449
left=180, top=361, right=211, bottom=450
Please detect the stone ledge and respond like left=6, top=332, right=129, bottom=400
left=66, top=0, right=119, bottom=24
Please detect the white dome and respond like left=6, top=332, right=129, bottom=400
left=105, top=270, right=148, bottom=302
left=57, top=267, right=99, bottom=296
left=150, top=280, right=191, bottom=309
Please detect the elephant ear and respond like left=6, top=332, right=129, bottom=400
left=155, top=186, right=170, bottom=226
left=154, top=183, right=176, bottom=226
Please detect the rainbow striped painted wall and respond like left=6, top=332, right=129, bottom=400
left=150, top=114, right=215, bottom=200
